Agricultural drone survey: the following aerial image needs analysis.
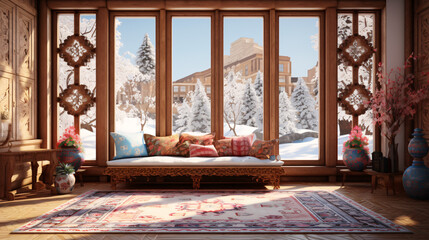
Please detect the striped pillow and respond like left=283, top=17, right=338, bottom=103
left=189, top=144, right=219, bottom=157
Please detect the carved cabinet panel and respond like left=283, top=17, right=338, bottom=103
left=0, top=0, right=14, bottom=73
left=16, top=7, right=34, bottom=78
left=16, top=77, right=34, bottom=140
left=0, top=73, right=13, bottom=122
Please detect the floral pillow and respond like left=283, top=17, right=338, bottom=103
left=144, top=134, right=180, bottom=156
left=249, top=139, right=278, bottom=159
left=110, top=132, right=148, bottom=160
left=178, top=133, right=215, bottom=145
left=168, top=142, right=190, bottom=157
left=214, top=139, right=233, bottom=156
left=227, top=134, right=255, bottom=156
left=189, top=144, right=219, bottom=157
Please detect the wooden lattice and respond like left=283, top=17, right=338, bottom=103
left=58, top=84, right=95, bottom=116
left=338, top=34, right=375, bottom=67
left=58, top=34, right=95, bottom=68
left=338, top=83, right=371, bottom=116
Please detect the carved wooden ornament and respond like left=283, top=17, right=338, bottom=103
left=58, top=84, right=95, bottom=116
left=58, top=34, right=95, bottom=68
left=338, top=83, right=371, bottom=116
left=338, top=34, right=375, bottom=67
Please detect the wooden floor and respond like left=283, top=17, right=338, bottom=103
left=1, top=182, right=428, bottom=240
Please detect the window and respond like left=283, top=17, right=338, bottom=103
left=337, top=12, right=378, bottom=160
left=224, top=17, right=264, bottom=139
left=245, top=65, right=249, bottom=76
left=280, top=86, right=285, bottom=92
left=174, top=86, right=179, bottom=92
left=207, top=86, right=211, bottom=94
left=172, top=17, right=211, bottom=134
left=56, top=13, right=97, bottom=160
left=279, top=16, right=320, bottom=161
left=279, top=77, right=285, bottom=82
left=114, top=16, right=156, bottom=135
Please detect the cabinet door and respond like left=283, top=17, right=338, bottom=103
left=0, top=73, right=13, bottom=128
left=16, top=7, right=34, bottom=78
left=0, top=0, right=14, bottom=73
left=16, top=76, right=34, bottom=140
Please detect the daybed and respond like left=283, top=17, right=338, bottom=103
left=104, top=156, right=284, bottom=189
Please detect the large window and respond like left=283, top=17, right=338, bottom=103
left=278, top=16, right=320, bottom=160
left=113, top=17, right=156, bottom=135
left=172, top=17, right=211, bottom=134
left=223, top=17, right=264, bottom=139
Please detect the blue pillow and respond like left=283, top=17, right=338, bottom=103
left=110, top=132, right=148, bottom=159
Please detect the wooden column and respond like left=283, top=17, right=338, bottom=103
left=158, top=9, right=167, bottom=136
left=325, top=7, right=337, bottom=168
left=37, top=0, right=52, bottom=149
left=269, top=9, right=276, bottom=142
left=96, top=8, right=109, bottom=166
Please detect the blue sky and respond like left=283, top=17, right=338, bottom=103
left=116, top=16, right=318, bottom=81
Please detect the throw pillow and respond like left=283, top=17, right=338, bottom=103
left=144, top=134, right=180, bottom=156
left=168, top=142, right=190, bottom=157
left=178, top=133, right=215, bottom=145
left=189, top=144, right=219, bottom=157
left=227, top=134, right=255, bottom=156
left=213, top=139, right=233, bottom=156
left=249, top=139, right=278, bottom=159
left=110, top=132, right=148, bottom=159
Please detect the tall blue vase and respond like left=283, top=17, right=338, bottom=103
left=403, top=128, right=429, bottom=200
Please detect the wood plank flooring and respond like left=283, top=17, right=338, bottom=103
left=1, top=182, right=428, bottom=240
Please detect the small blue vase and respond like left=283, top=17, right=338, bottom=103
left=343, top=148, right=370, bottom=171
left=403, top=128, right=429, bottom=200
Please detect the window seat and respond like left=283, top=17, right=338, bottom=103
left=104, top=156, right=284, bottom=189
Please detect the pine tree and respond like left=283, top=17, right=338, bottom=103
left=136, top=33, right=156, bottom=81
left=174, top=97, right=192, bottom=133
left=291, top=77, right=319, bottom=131
left=254, top=71, right=263, bottom=101
left=190, top=79, right=211, bottom=133
left=240, top=79, right=261, bottom=127
left=279, top=91, right=297, bottom=135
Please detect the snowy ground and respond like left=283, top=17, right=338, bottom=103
left=80, top=118, right=374, bottom=161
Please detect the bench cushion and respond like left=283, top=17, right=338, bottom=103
left=107, top=156, right=284, bottom=167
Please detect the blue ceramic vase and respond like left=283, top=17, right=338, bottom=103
left=343, top=148, right=370, bottom=171
left=58, top=147, right=85, bottom=172
left=403, top=128, right=429, bottom=200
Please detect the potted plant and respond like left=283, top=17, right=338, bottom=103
left=366, top=53, right=429, bottom=172
left=54, top=163, right=76, bottom=194
left=57, top=126, right=84, bottom=171
left=343, top=126, right=370, bottom=171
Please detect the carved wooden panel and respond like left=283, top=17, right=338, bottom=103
left=16, top=7, right=34, bottom=78
left=418, top=8, right=429, bottom=72
left=16, top=77, right=34, bottom=140
left=0, top=1, right=14, bottom=73
left=0, top=74, right=12, bottom=120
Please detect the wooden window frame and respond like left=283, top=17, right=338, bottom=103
left=276, top=11, right=326, bottom=166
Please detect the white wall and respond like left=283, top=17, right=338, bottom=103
left=385, top=0, right=405, bottom=170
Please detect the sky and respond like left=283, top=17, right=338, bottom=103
left=116, top=16, right=319, bottom=81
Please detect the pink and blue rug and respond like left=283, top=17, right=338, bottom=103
left=14, top=190, right=409, bottom=233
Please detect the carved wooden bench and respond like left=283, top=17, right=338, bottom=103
left=104, top=166, right=284, bottom=189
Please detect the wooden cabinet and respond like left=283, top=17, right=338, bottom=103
left=0, top=0, right=36, bottom=144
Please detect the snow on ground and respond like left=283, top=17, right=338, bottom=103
left=223, top=124, right=258, bottom=138
left=115, top=117, right=156, bottom=135
left=80, top=129, right=96, bottom=160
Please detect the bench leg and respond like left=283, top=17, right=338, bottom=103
left=272, top=176, right=281, bottom=190
left=191, top=176, right=201, bottom=189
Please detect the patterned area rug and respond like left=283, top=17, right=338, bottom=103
left=14, top=190, right=409, bottom=233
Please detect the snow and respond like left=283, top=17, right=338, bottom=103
left=80, top=129, right=96, bottom=161
left=223, top=124, right=258, bottom=138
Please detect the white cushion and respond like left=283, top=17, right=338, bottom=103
left=107, top=156, right=284, bottom=167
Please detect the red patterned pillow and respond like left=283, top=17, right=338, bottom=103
left=144, top=134, right=179, bottom=156
left=213, top=139, right=233, bottom=156
left=249, top=139, right=278, bottom=159
left=227, top=134, right=255, bottom=156
left=179, top=133, right=215, bottom=145
left=189, top=144, right=219, bottom=157
left=168, top=142, right=190, bottom=157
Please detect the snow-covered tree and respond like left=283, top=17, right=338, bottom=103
left=190, top=79, right=211, bottom=133
left=291, top=78, right=318, bottom=131
left=254, top=71, right=263, bottom=101
left=240, top=79, right=260, bottom=128
left=279, top=91, right=297, bottom=135
left=136, top=33, right=156, bottom=80
left=224, top=70, right=244, bottom=136
left=174, top=94, right=192, bottom=133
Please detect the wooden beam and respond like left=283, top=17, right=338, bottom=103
left=325, top=7, right=337, bottom=168
left=159, top=10, right=167, bottom=136
left=96, top=8, right=109, bottom=167
left=37, top=0, right=52, bottom=149
left=268, top=9, right=276, bottom=141
left=283, top=166, right=337, bottom=176
left=337, top=0, right=386, bottom=10
left=47, top=0, right=106, bottom=10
